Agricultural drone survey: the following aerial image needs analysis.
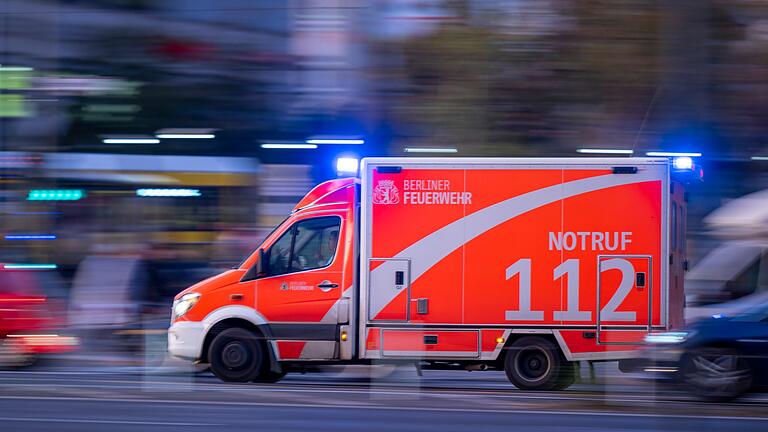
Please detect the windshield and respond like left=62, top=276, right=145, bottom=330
left=731, top=293, right=768, bottom=322
left=235, top=216, right=290, bottom=269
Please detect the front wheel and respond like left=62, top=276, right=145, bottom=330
left=209, top=328, right=267, bottom=382
left=681, top=348, right=752, bottom=401
left=504, top=337, right=572, bottom=391
left=253, top=370, right=286, bottom=384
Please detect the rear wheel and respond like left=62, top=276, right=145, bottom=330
left=504, top=337, right=572, bottom=391
left=681, top=347, right=752, bottom=401
left=209, top=328, right=266, bottom=382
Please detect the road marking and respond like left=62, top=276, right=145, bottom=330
left=0, top=395, right=766, bottom=421
left=0, top=382, right=662, bottom=404
left=3, top=377, right=768, bottom=406
left=0, top=416, right=220, bottom=426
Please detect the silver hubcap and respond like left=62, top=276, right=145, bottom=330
left=515, top=347, right=552, bottom=383
left=222, top=341, right=250, bottom=369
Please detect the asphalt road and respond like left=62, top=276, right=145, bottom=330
left=1, top=366, right=767, bottom=432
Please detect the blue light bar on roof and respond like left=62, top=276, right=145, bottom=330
left=672, top=156, right=694, bottom=170
left=336, top=157, right=359, bottom=175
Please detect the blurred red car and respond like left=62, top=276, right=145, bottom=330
left=0, top=266, right=78, bottom=367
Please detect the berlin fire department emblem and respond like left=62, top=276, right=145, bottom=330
left=372, top=180, right=399, bottom=204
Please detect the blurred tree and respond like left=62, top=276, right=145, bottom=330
left=373, top=0, right=669, bottom=156
left=393, top=22, right=501, bottom=153
left=554, top=0, right=665, bottom=150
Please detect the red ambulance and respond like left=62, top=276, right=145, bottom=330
left=168, top=157, right=689, bottom=390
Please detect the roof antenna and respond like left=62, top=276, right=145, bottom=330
left=632, top=86, right=661, bottom=153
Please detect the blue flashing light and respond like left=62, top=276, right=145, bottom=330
left=672, top=156, right=694, bottom=170
left=336, top=157, right=359, bottom=176
left=5, top=234, right=57, bottom=240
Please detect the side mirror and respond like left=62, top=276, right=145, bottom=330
left=256, top=248, right=266, bottom=277
left=242, top=248, right=267, bottom=281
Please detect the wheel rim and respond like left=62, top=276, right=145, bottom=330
left=221, top=341, right=251, bottom=370
left=514, top=347, right=551, bottom=383
left=685, top=353, right=750, bottom=395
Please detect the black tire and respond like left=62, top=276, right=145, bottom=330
left=553, top=361, right=576, bottom=390
left=504, top=337, right=571, bottom=391
left=253, top=370, right=286, bottom=384
left=681, top=347, right=752, bottom=401
left=209, top=328, right=267, bottom=383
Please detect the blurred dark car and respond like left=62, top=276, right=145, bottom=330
left=642, top=293, right=768, bottom=400
left=0, top=266, right=78, bottom=367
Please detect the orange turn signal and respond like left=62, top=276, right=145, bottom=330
left=341, top=331, right=348, bottom=342
left=496, top=337, right=505, bottom=344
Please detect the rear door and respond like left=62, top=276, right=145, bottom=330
left=597, top=255, right=653, bottom=344
left=368, top=258, right=410, bottom=322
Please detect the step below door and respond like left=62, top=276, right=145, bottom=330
left=381, top=330, right=480, bottom=358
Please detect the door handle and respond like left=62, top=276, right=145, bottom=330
left=395, top=271, right=404, bottom=285
left=318, top=282, right=339, bottom=289
left=636, top=272, right=646, bottom=289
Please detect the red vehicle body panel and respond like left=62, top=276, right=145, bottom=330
left=359, top=158, right=680, bottom=361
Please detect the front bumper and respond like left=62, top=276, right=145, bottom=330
left=167, top=321, right=206, bottom=361
left=620, top=346, right=685, bottom=376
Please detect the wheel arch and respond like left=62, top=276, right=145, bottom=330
left=496, top=332, right=565, bottom=366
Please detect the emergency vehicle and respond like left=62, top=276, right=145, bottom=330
left=168, top=158, right=690, bottom=390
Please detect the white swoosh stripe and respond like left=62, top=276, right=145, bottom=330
left=369, top=171, right=661, bottom=318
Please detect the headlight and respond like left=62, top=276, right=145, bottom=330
left=172, top=293, right=201, bottom=319
left=644, top=331, right=693, bottom=344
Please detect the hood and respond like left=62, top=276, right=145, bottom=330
left=705, top=188, right=768, bottom=239
left=686, top=291, right=768, bottom=324
left=174, top=269, right=246, bottom=299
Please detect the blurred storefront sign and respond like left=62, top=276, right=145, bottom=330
left=42, top=153, right=259, bottom=187
left=371, top=0, right=454, bottom=40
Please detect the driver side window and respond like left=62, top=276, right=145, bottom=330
left=267, top=228, right=294, bottom=276
left=264, top=216, right=341, bottom=277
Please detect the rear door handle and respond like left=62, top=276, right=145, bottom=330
left=636, top=272, right=646, bottom=289
left=395, top=271, right=404, bottom=285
